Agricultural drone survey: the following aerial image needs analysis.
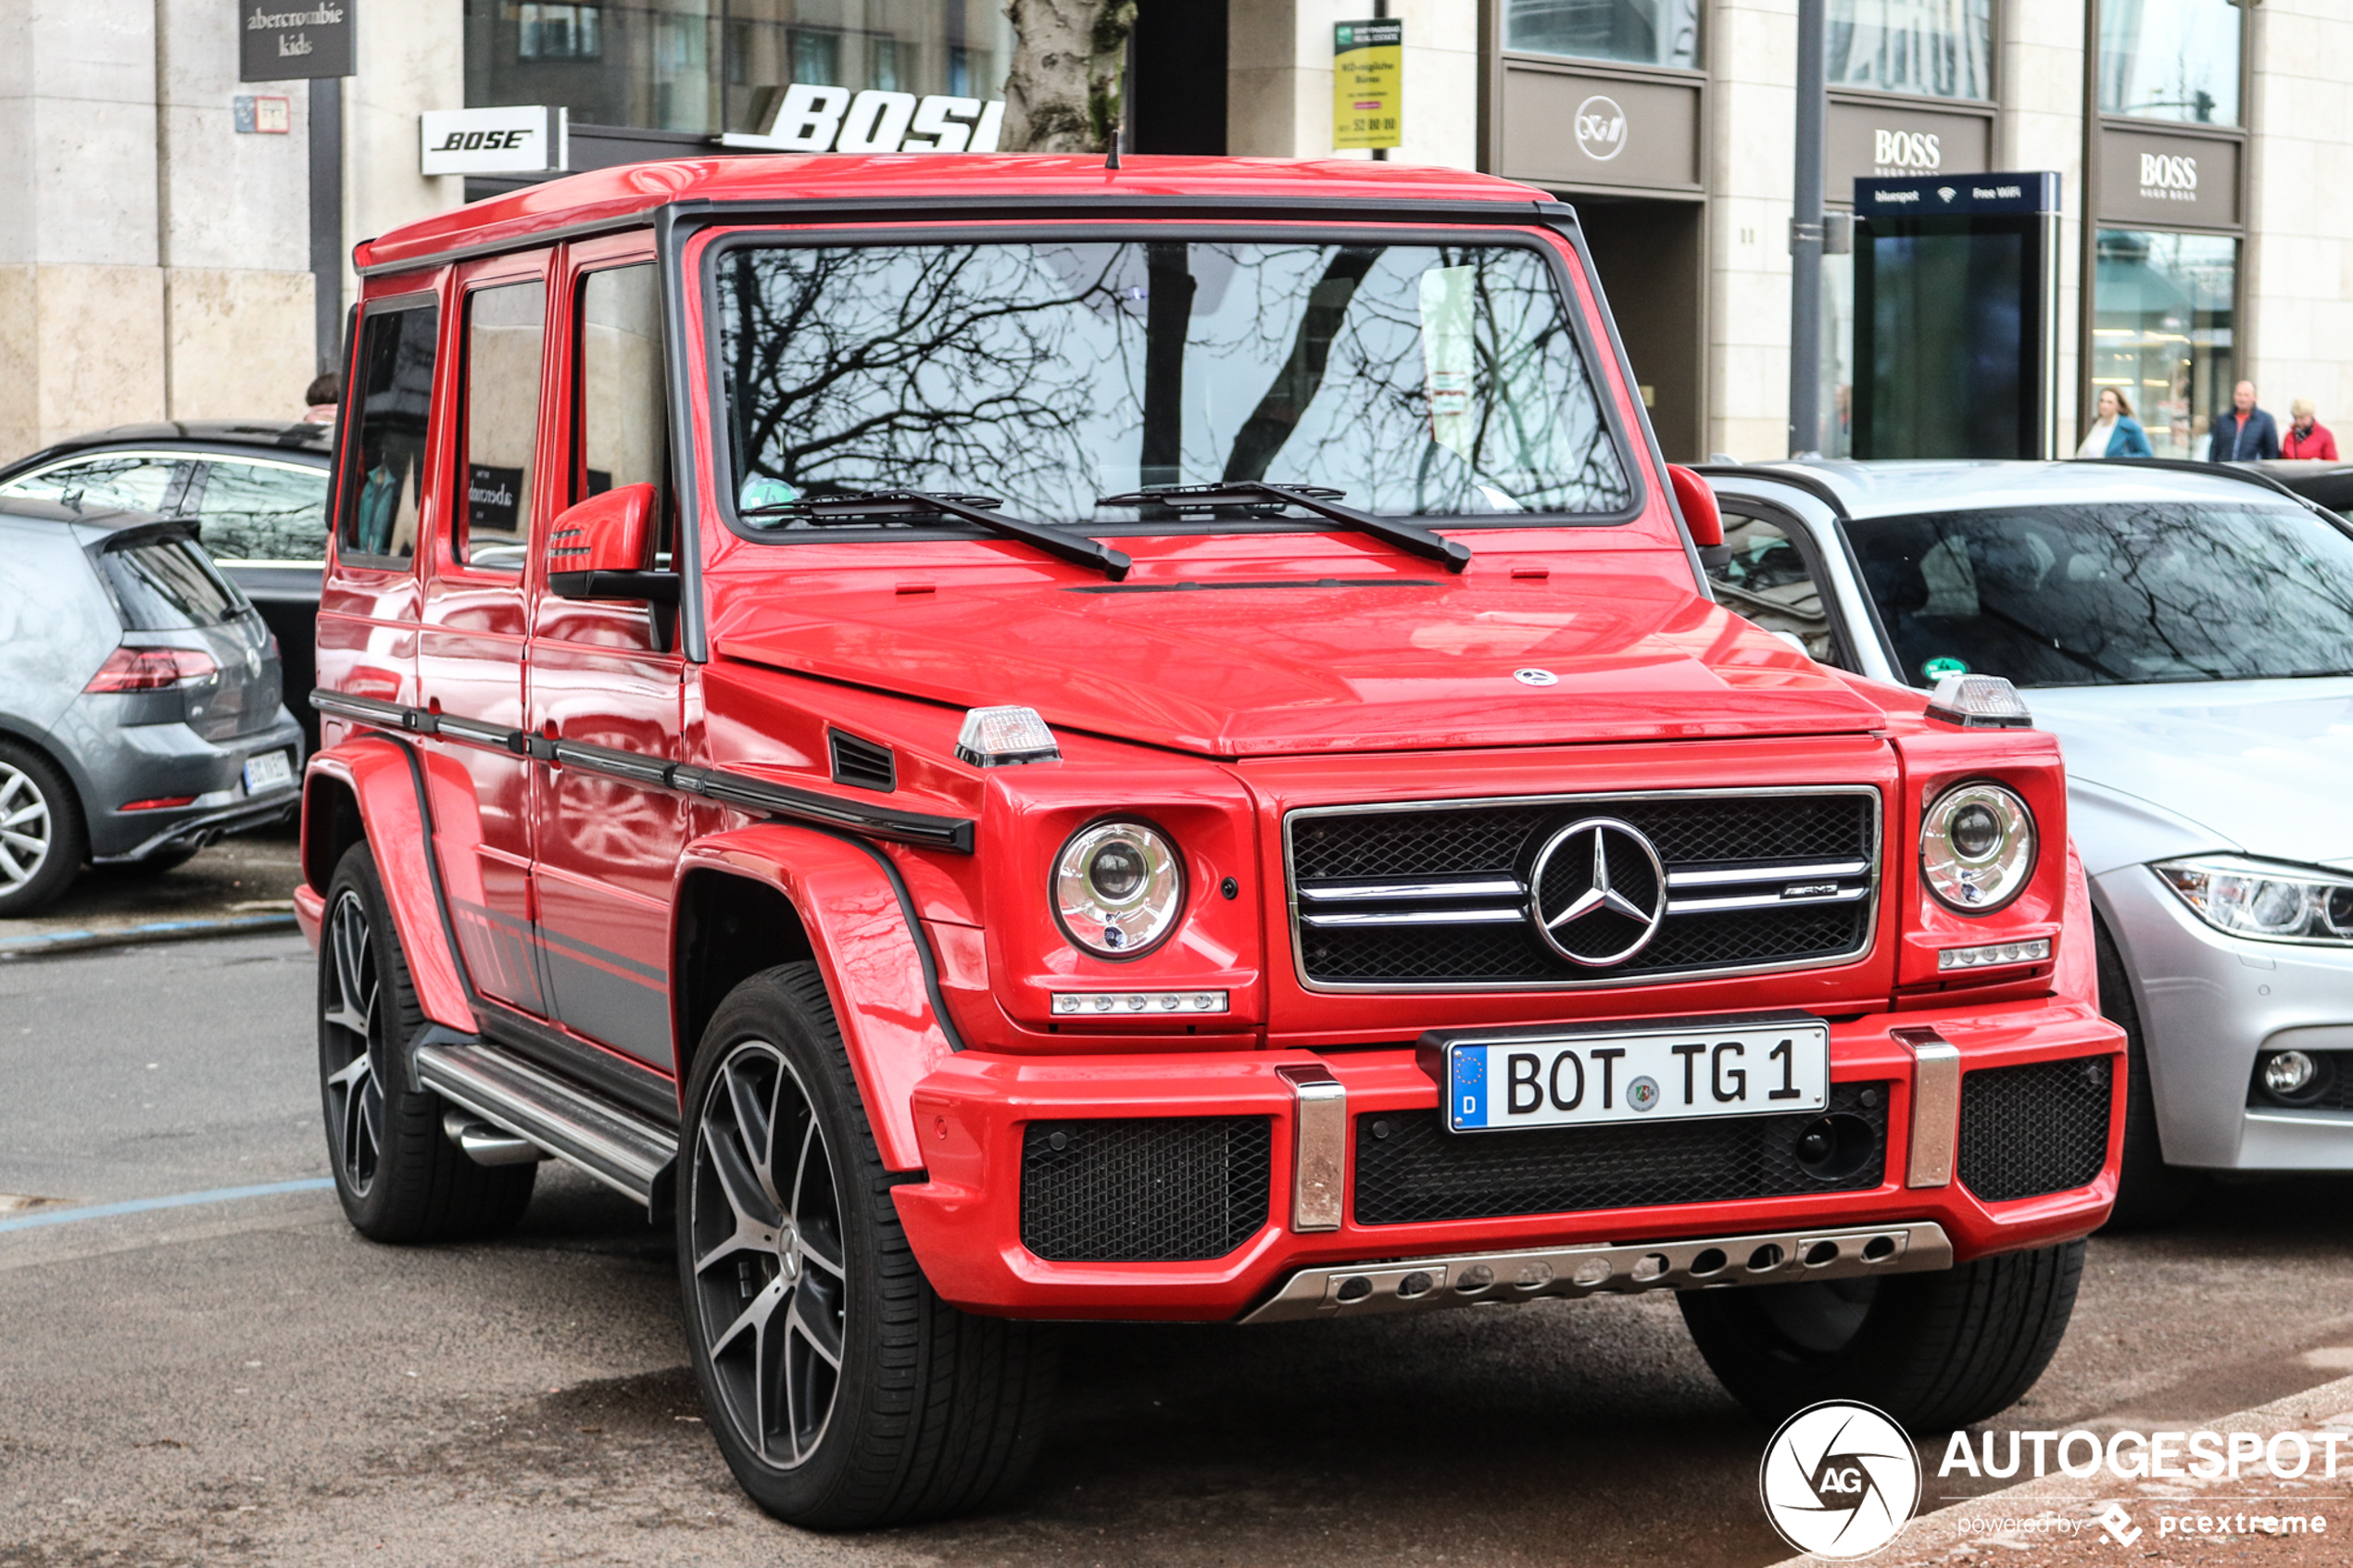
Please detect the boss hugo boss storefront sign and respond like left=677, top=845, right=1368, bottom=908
left=1827, top=96, right=1993, bottom=196
left=1493, top=62, right=1701, bottom=194
left=2097, top=125, right=2242, bottom=231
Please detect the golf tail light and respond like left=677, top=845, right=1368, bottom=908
left=2156, top=856, right=2353, bottom=947
left=84, top=646, right=218, bottom=692
left=1921, top=782, right=2035, bottom=914
left=1054, top=820, right=1184, bottom=958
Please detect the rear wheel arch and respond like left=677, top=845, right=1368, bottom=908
left=673, top=867, right=815, bottom=1091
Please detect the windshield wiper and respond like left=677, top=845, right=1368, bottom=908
left=741, top=489, right=1130, bottom=581
left=1094, top=481, right=1471, bottom=574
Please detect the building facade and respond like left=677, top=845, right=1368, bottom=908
left=0, top=1, right=2344, bottom=464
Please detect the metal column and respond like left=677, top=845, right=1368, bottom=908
left=1787, top=0, right=1827, bottom=457
left=308, top=77, right=344, bottom=377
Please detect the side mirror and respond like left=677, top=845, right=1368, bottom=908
left=546, top=483, right=678, bottom=603
left=1667, top=464, right=1731, bottom=569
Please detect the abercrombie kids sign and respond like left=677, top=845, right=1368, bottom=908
left=238, top=2, right=354, bottom=82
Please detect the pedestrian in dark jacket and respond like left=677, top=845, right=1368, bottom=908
left=2076, top=387, right=2155, bottom=458
left=2284, top=399, right=2339, bottom=461
left=2208, top=381, right=2281, bottom=461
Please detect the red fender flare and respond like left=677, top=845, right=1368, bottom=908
left=301, top=737, right=480, bottom=1035
left=675, top=827, right=960, bottom=1173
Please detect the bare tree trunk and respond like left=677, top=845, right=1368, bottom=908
left=1001, top=0, right=1138, bottom=153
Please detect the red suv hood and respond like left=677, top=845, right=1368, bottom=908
left=712, top=563, right=1887, bottom=757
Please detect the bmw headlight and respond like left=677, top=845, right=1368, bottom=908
left=1054, top=821, right=1184, bottom=958
left=2155, top=856, right=2353, bottom=946
left=1921, top=782, right=2035, bottom=913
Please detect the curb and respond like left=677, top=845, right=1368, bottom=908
left=1767, top=1370, right=2353, bottom=1565
left=0, top=911, right=299, bottom=960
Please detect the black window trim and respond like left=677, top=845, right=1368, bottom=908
left=689, top=219, right=1652, bottom=552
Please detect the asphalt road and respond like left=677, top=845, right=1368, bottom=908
left=6, top=932, right=2353, bottom=1566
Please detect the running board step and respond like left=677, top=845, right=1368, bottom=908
left=416, top=1043, right=676, bottom=1209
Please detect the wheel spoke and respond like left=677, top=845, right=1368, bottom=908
left=706, top=1123, right=782, bottom=1234
left=0, top=774, right=23, bottom=812
left=724, top=1059, right=777, bottom=1205
left=710, top=1273, right=786, bottom=1359
left=693, top=1214, right=778, bottom=1277
left=787, top=1119, right=818, bottom=1219
left=784, top=1293, right=843, bottom=1370
left=326, top=1054, right=371, bottom=1092
left=0, top=829, right=44, bottom=856
left=796, top=1230, right=845, bottom=1278
left=0, top=843, right=23, bottom=884
left=0, top=800, right=44, bottom=830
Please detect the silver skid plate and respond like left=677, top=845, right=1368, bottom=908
left=1240, top=1221, right=1953, bottom=1324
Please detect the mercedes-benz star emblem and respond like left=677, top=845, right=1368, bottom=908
left=1529, top=817, right=1668, bottom=966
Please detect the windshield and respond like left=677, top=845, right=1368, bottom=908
left=715, top=239, right=1631, bottom=528
left=1848, top=501, right=2353, bottom=686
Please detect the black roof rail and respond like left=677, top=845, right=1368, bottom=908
left=1690, top=462, right=1853, bottom=521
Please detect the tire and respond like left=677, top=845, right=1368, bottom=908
left=2096, top=918, right=2205, bottom=1228
left=679, top=963, right=1058, bottom=1529
left=318, top=842, right=535, bottom=1242
left=1680, top=1240, right=2085, bottom=1432
left=0, top=739, right=86, bottom=919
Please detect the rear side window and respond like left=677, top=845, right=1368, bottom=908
left=2, top=455, right=187, bottom=516
left=98, top=536, right=244, bottom=629
left=193, top=460, right=331, bottom=562
left=338, top=303, right=439, bottom=565
left=460, top=279, right=547, bottom=571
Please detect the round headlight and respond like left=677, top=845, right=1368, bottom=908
left=1921, top=782, right=2035, bottom=914
left=1054, top=821, right=1184, bottom=958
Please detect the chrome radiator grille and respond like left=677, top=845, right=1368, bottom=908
left=1287, top=789, right=1881, bottom=990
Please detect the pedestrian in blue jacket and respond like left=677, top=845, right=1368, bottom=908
left=2208, top=381, right=2281, bottom=461
left=2077, top=387, right=2154, bottom=458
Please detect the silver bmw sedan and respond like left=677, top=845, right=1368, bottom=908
left=1701, top=458, right=2353, bottom=1223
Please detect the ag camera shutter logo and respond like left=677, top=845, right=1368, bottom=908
left=1759, top=1400, right=1922, bottom=1560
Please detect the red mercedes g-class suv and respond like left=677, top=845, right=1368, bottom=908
left=296, top=155, right=2121, bottom=1528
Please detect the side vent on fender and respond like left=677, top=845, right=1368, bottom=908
left=828, top=730, right=898, bottom=793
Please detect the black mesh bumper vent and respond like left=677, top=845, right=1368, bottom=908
left=1352, top=1082, right=1890, bottom=1226
left=1020, top=1116, right=1272, bottom=1262
left=1957, top=1056, right=2113, bottom=1204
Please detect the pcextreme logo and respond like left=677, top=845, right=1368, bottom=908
left=1759, top=1400, right=1923, bottom=1560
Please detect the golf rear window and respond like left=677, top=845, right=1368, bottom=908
left=99, top=536, right=244, bottom=630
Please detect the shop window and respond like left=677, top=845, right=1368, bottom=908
left=517, top=3, right=600, bottom=60
left=338, top=304, right=438, bottom=567
left=2092, top=229, right=2236, bottom=460
left=2099, top=0, right=2240, bottom=126
left=1505, top=0, right=1700, bottom=70
left=1827, top=0, right=1992, bottom=101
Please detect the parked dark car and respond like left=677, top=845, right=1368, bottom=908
left=0, top=421, right=332, bottom=749
left=2246, top=459, right=2353, bottom=521
left=0, top=498, right=302, bottom=916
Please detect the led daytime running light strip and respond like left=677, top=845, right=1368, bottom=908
left=1051, top=991, right=1229, bottom=1016
left=1937, top=937, right=2051, bottom=971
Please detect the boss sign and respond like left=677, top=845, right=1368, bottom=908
left=2139, top=152, right=2200, bottom=194
left=721, top=84, right=1005, bottom=155
left=1873, top=129, right=1943, bottom=171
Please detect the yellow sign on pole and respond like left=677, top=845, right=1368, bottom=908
left=1333, top=19, right=1402, bottom=151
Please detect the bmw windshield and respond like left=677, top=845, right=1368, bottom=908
left=713, top=238, right=1633, bottom=530
left=1848, top=500, right=2353, bottom=686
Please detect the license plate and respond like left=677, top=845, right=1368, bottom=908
left=242, top=749, right=294, bottom=794
left=1441, top=1017, right=1830, bottom=1133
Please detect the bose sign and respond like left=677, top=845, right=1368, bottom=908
left=421, top=107, right=568, bottom=177
left=720, top=85, right=1005, bottom=155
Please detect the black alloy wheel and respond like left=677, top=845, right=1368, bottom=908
left=316, top=842, right=535, bottom=1242
left=680, top=964, right=1058, bottom=1528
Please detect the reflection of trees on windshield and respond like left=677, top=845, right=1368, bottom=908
left=716, top=241, right=1629, bottom=523
left=1853, top=503, right=2353, bottom=686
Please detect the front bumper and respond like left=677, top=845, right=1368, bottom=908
left=2099, top=863, right=2353, bottom=1170
left=892, top=997, right=2122, bottom=1322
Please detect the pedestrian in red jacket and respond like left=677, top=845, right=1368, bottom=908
left=2284, top=399, right=2339, bottom=460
